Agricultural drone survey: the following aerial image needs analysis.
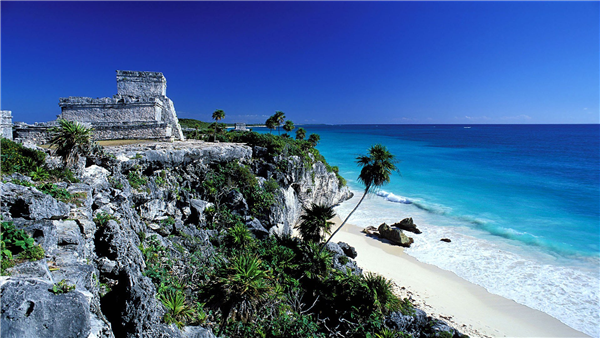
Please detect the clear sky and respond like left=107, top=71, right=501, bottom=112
left=1, top=1, right=598, bottom=124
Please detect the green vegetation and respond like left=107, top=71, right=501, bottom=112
left=295, top=203, right=335, bottom=243
left=321, top=144, right=399, bottom=252
left=93, top=212, right=119, bottom=227
left=1, top=137, right=46, bottom=175
left=212, top=110, right=226, bottom=142
left=47, top=119, right=94, bottom=165
left=295, top=127, right=306, bottom=141
left=1, top=220, right=45, bottom=274
left=50, top=279, right=76, bottom=294
left=127, top=169, right=148, bottom=189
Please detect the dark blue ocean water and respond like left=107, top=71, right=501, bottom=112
left=257, top=124, right=599, bottom=336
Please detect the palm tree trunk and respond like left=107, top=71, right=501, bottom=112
left=319, top=188, right=369, bottom=255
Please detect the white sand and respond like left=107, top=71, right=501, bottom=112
left=328, top=217, right=589, bottom=338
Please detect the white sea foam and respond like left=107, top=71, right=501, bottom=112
left=376, top=190, right=412, bottom=204
left=335, top=188, right=600, bottom=338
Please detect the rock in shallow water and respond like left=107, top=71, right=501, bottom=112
left=378, top=223, right=414, bottom=247
left=392, top=217, right=422, bottom=234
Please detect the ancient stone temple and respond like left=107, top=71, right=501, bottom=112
left=58, top=70, right=184, bottom=141
left=1, top=110, right=13, bottom=140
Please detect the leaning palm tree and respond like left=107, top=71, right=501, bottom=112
left=48, top=119, right=94, bottom=166
left=295, top=127, right=306, bottom=140
left=211, top=109, right=225, bottom=141
left=273, top=111, right=285, bottom=135
left=295, top=203, right=336, bottom=243
left=282, top=120, right=295, bottom=137
left=320, top=144, right=398, bottom=253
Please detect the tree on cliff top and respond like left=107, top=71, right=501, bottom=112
left=48, top=119, right=94, bottom=166
left=265, top=116, right=277, bottom=134
left=212, top=109, right=225, bottom=142
left=283, top=120, right=295, bottom=137
left=295, top=127, right=306, bottom=141
left=273, top=111, right=286, bottom=135
left=320, top=144, right=399, bottom=253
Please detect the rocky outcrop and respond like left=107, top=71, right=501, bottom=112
left=0, top=140, right=349, bottom=338
left=0, top=277, right=113, bottom=338
left=0, top=183, right=70, bottom=221
left=392, top=217, right=421, bottom=234
left=267, top=154, right=353, bottom=234
left=378, top=223, right=414, bottom=247
left=386, top=309, right=463, bottom=338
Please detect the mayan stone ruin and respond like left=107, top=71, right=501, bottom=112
left=1, top=110, right=13, bottom=140
left=58, top=70, right=184, bottom=141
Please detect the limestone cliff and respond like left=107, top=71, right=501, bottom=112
left=0, top=140, right=351, bottom=338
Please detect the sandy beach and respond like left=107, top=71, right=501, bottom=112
left=328, top=216, right=589, bottom=338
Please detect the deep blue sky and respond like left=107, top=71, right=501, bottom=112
left=1, top=1, right=598, bottom=124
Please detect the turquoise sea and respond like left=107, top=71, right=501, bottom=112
left=260, top=124, right=600, bottom=337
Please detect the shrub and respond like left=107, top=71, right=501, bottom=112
left=127, top=170, right=147, bottom=189
left=0, top=138, right=46, bottom=175
left=93, top=212, right=118, bottom=227
left=37, top=183, right=72, bottom=202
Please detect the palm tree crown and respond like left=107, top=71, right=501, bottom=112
left=283, top=120, right=295, bottom=134
left=212, top=109, right=225, bottom=122
left=295, top=203, right=336, bottom=243
left=273, top=111, right=285, bottom=135
left=295, top=127, right=306, bottom=140
left=320, top=144, right=398, bottom=252
left=211, top=110, right=225, bottom=141
left=356, top=144, right=398, bottom=191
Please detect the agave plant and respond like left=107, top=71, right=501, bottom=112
left=48, top=119, right=94, bottom=166
left=227, top=222, right=253, bottom=248
left=205, top=253, right=272, bottom=335
left=160, top=291, right=195, bottom=329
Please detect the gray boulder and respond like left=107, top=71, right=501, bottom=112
left=392, top=217, right=422, bottom=234
left=0, top=277, right=112, bottom=338
left=1, top=183, right=70, bottom=220
left=337, top=241, right=357, bottom=259
left=245, top=217, right=269, bottom=238
left=378, top=223, right=414, bottom=247
left=386, top=309, right=428, bottom=337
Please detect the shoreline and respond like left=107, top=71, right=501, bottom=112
left=328, top=216, right=589, bottom=338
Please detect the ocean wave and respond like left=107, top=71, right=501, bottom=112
left=376, top=190, right=412, bottom=204
left=406, top=226, right=600, bottom=337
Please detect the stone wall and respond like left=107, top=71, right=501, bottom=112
left=92, top=122, right=171, bottom=141
left=58, top=70, right=184, bottom=141
left=59, top=97, right=163, bottom=123
left=1, top=110, right=13, bottom=140
left=116, top=70, right=166, bottom=97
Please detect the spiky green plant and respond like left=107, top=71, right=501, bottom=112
left=228, top=222, right=253, bottom=248
left=48, top=119, right=94, bottom=165
left=160, top=291, right=195, bottom=329
left=295, top=203, right=335, bottom=243
left=205, top=253, right=272, bottom=335
left=364, top=272, right=401, bottom=315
